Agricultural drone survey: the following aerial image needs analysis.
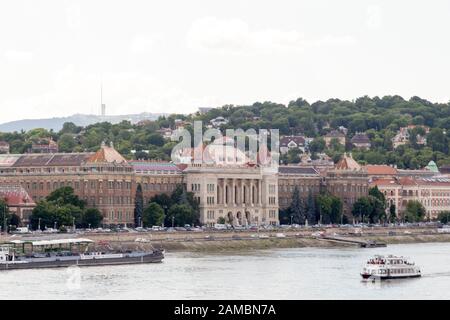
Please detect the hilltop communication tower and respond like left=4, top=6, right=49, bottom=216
left=100, top=83, right=106, bottom=117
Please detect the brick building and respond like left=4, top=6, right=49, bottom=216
left=278, top=166, right=322, bottom=209
left=0, top=185, right=36, bottom=225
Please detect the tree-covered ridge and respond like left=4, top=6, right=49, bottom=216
left=2, top=95, right=450, bottom=169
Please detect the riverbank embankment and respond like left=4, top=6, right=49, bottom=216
left=3, top=227, right=450, bottom=253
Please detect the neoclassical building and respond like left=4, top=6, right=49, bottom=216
left=184, top=163, right=279, bottom=226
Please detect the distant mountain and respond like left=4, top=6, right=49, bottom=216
left=0, top=112, right=168, bottom=132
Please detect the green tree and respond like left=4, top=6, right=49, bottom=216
left=404, top=200, right=426, bottom=222
left=389, top=204, right=397, bottom=223
left=148, top=133, right=165, bottom=147
left=217, top=217, right=226, bottom=224
left=437, top=211, right=450, bottom=224
left=0, top=199, right=11, bottom=232
left=288, top=186, right=305, bottom=224
left=352, top=197, right=372, bottom=223
left=316, top=194, right=332, bottom=224
left=142, top=202, right=165, bottom=227
left=46, top=186, right=85, bottom=209
left=57, top=133, right=76, bottom=152
left=330, top=196, right=343, bottom=224
left=427, top=128, right=448, bottom=153
left=82, top=208, right=103, bottom=228
left=306, top=191, right=316, bottom=224
left=9, top=213, right=21, bottom=228
left=309, top=138, right=326, bottom=153
left=167, top=204, right=196, bottom=227
left=369, top=186, right=385, bottom=203
left=134, top=184, right=144, bottom=227
left=150, top=193, right=172, bottom=210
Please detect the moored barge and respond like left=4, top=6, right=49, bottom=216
left=0, top=238, right=164, bottom=270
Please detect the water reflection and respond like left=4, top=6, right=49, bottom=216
left=1, top=242, right=450, bottom=299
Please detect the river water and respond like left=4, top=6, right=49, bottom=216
left=1, top=242, right=450, bottom=300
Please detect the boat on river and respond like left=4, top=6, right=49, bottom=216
left=0, top=238, right=164, bottom=270
left=361, top=255, right=421, bottom=280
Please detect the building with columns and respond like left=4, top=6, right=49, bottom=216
left=184, top=163, right=279, bottom=226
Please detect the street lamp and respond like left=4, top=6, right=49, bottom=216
left=162, top=205, right=168, bottom=228
left=290, top=215, right=293, bottom=225
left=54, top=221, right=57, bottom=230
left=172, top=216, right=175, bottom=228
left=88, top=223, right=91, bottom=230
left=38, top=218, right=41, bottom=231
left=360, top=207, right=363, bottom=224
left=2, top=202, right=6, bottom=234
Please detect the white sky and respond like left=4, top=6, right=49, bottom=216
left=1, top=0, right=450, bottom=123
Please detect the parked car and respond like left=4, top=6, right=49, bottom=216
left=275, top=233, right=286, bottom=238
left=12, top=227, right=30, bottom=234
left=214, top=223, right=227, bottom=230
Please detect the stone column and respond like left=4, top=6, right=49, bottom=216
left=223, top=179, right=227, bottom=206
left=241, top=179, right=245, bottom=206
left=250, top=180, right=254, bottom=205
left=258, top=179, right=262, bottom=205
left=232, top=179, right=236, bottom=206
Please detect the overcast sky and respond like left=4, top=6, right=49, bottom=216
left=1, top=0, right=449, bottom=123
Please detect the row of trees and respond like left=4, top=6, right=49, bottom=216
left=280, top=188, right=345, bottom=225
left=135, top=184, right=200, bottom=228
left=0, top=199, right=21, bottom=232
left=29, top=187, right=103, bottom=231
left=3, top=95, right=450, bottom=168
left=281, top=186, right=431, bottom=225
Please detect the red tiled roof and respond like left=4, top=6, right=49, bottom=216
left=370, top=178, right=399, bottom=186
left=335, top=154, right=361, bottom=170
left=398, top=177, right=418, bottom=186
left=88, top=145, right=127, bottom=164
left=365, top=165, right=398, bottom=175
left=0, top=186, right=36, bottom=207
left=280, top=136, right=306, bottom=147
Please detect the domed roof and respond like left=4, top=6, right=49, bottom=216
left=425, top=160, right=439, bottom=173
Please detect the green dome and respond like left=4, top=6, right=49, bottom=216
left=426, top=160, right=439, bottom=173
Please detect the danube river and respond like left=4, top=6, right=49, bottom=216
left=1, top=242, right=450, bottom=299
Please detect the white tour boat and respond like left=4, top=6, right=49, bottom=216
left=361, top=255, right=421, bottom=280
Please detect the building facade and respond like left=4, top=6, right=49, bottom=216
left=0, top=143, right=135, bottom=226
left=325, top=154, right=369, bottom=217
left=371, top=177, right=450, bottom=220
left=279, top=136, right=307, bottom=154
left=278, top=166, right=322, bottom=209
left=0, top=141, right=10, bottom=154
left=0, top=185, right=36, bottom=224
left=184, top=163, right=279, bottom=226
left=324, top=130, right=346, bottom=147
left=351, top=133, right=371, bottom=150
